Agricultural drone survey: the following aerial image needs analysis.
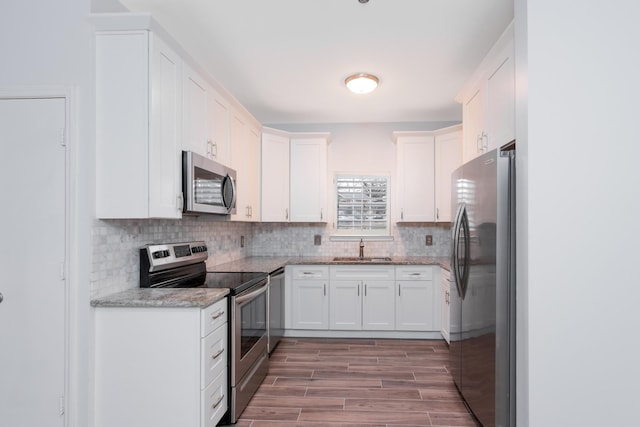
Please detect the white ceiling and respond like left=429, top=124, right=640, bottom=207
left=118, top=0, right=513, bottom=125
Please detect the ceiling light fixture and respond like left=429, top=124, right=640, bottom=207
left=345, top=73, right=379, bottom=94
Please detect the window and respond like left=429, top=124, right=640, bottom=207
left=335, top=174, right=390, bottom=236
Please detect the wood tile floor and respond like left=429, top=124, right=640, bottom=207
left=233, top=338, right=480, bottom=427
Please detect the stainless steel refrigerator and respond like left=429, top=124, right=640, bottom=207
left=449, top=144, right=516, bottom=427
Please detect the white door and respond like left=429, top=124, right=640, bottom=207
left=0, top=97, right=66, bottom=426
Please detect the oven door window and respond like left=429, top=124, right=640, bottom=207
left=240, top=290, right=267, bottom=359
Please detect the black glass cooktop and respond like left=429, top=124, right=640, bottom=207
left=203, top=271, right=268, bottom=295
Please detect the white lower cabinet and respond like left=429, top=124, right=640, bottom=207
left=396, top=266, right=440, bottom=331
left=287, top=265, right=443, bottom=335
left=440, top=268, right=452, bottom=343
left=290, top=266, right=329, bottom=329
left=330, top=266, right=395, bottom=331
left=94, top=298, right=228, bottom=427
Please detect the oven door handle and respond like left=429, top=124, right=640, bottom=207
left=235, top=281, right=269, bottom=305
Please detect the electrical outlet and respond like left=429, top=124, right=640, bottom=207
left=314, top=235, right=322, bottom=246
left=240, top=236, right=245, bottom=248
left=425, top=235, right=433, bottom=246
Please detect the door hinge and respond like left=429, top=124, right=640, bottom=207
left=58, top=128, right=66, bottom=147
left=58, top=395, right=65, bottom=416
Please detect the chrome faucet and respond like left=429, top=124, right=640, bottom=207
left=359, top=238, right=365, bottom=259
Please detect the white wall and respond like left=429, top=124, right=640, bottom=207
left=0, top=1, right=95, bottom=426
left=519, top=1, right=640, bottom=425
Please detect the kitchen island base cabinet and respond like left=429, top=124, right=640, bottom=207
left=94, top=299, right=228, bottom=427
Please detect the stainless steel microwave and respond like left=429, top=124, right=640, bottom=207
left=182, top=151, right=237, bottom=215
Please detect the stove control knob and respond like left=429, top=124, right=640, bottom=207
left=192, top=245, right=207, bottom=253
left=152, top=250, right=170, bottom=259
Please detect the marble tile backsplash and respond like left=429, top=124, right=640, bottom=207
left=251, top=223, right=452, bottom=258
left=91, top=218, right=451, bottom=298
left=91, top=217, right=251, bottom=298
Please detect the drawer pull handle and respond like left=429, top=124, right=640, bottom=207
left=211, top=349, right=224, bottom=360
left=211, top=311, right=225, bottom=320
left=410, top=273, right=421, bottom=276
left=211, top=394, right=224, bottom=410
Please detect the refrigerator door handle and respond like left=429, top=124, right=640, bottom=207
left=452, top=203, right=471, bottom=300
left=459, top=207, right=471, bottom=299
left=451, top=203, right=465, bottom=298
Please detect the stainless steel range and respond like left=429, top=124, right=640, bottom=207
left=140, top=241, right=269, bottom=424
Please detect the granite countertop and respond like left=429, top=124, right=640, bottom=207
left=93, top=256, right=450, bottom=309
left=206, top=256, right=451, bottom=273
left=91, top=288, right=229, bottom=308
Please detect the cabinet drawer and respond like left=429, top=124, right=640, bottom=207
left=201, top=298, right=227, bottom=338
left=290, top=265, right=329, bottom=280
left=330, top=266, right=395, bottom=280
left=201, top=370, right=227, bottom=427
left=201, top=323, right=227, bottom=389
left=396, top=266, right=434, bottom=281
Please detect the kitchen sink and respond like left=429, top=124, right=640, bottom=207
left=332, top=256, right=393, bottom=263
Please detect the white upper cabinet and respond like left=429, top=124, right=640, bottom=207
left=93, top=13, right=257, bottom=219
left=457, top=21, right=515, bottom=162
left=434, top=126, right=462, bottom=222
left=261, top=128, right=290, bottom=222
left=209, top=89, right=231, bottom=165
left=393, top=125, right=461, bottom=223
left=462, top=86, right=487, bottom=162
left=260, top=129, right=331, bottom=223
left=487, top=42, right=516, bottom=150
left=95, top=26, right=183, bottom=219
left=182, top=63, right=209, bottom=158
left=395, top=133, right=435, bottom=222
left=183, top=64, right=232, bottom=165
left=289, top=134, right=330, bottom=222
left=230, top=108, right=261, bottom=222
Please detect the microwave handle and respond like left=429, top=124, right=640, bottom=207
left=223, top=174, right=237, bottom=213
